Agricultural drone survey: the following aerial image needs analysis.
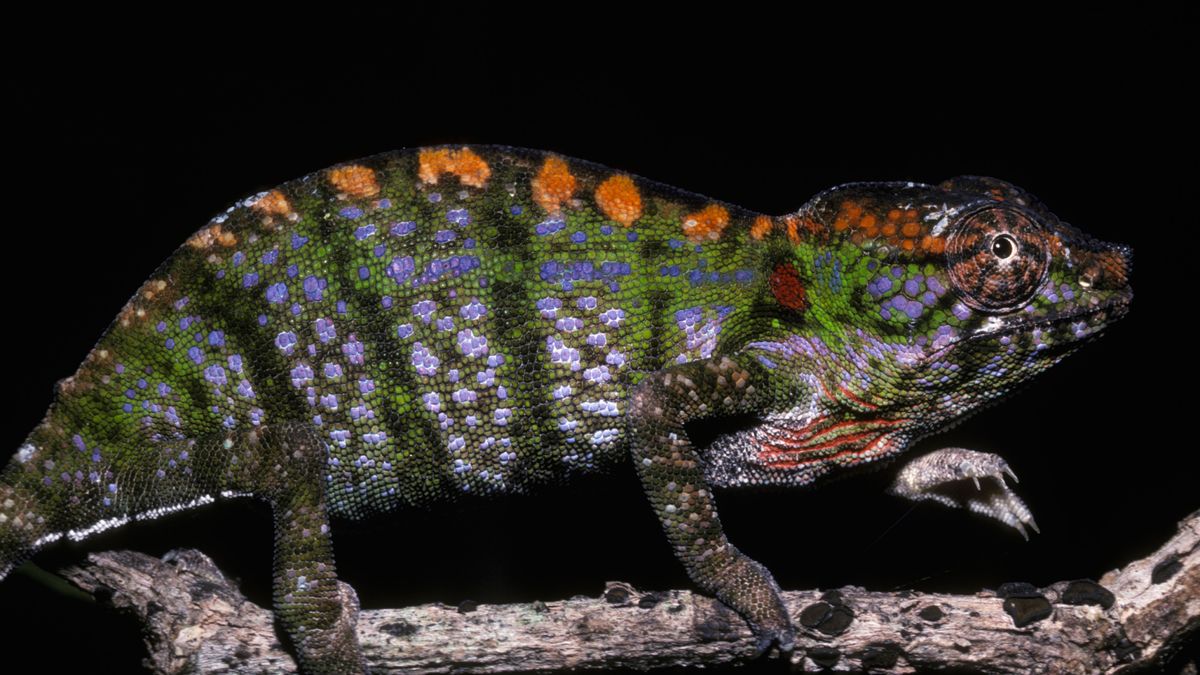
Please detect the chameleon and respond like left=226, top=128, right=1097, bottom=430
left=0, top=145, right=1132, bottom=673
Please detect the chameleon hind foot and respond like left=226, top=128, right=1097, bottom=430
left=887, top=447, right=1039, bottom=539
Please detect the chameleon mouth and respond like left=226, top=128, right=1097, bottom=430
left=927, top=288, right=1133, bottom=362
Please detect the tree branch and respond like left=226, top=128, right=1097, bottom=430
left=61, top=510, right=1199, bottom=674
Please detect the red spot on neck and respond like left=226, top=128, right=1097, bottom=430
left=770, top=262, right=807, bottom=311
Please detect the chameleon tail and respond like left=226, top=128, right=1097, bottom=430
left=0, top=467, right=50, bottom=582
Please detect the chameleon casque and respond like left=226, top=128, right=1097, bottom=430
left=0, top=145, right=1131, bottom=673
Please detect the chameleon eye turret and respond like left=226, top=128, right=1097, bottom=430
left=946, top=205, right=1051, bottom=313
left=0, top=147, right=1131, bottom=673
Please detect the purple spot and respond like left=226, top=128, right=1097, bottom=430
left=555, top=316, right=584, bottom=332
left=290, top=364, right=313, bottom=387
left=435, top=229, right=457, bottom=243
left=354, top=224, right=377, bottom=240
left=275, top=331, right=298, bottom=355
left=460, top=299, right=487, bottom=320
left=536, top=219, right=565, bottom=236
left=343, top=334, right=365, bottom=365
left=903, top=299, right=924, bottom=320
left=412, top=299, right=438, bottom=323
left=340, top=206, right=363, bottom=219
left=391, top=220, right=416, bottom=236
left=292, top=232, right=309, bottom=250
left=266, top=282, right=288, bottom=304
left=457, top=329, right=489, bottom=359
left=303, top=275, right=327, bottom=301
left=208, top=330, right=225, bottom=347
left=387, top=256, right=415, bottom=283
left=412, top=342, right=440, bottom=377
left=537, top=296, right=562, bottom=319
left=204, top=365, right=227, bottom=386
left=397, top=323, right=414, bottom=339
left=447, top=208, right=470, bottom=226
left=422, top=391, right=441, bottom=411
left=188, top=346, right=204, bottom=365
left=600, top=308, right=625, bottom=327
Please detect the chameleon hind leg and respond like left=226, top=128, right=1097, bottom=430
left=222, top=422, right=365, bottom=674
left=629, top=355, right=794, bottom=655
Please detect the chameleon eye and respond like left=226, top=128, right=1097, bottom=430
left=946, top=206, right=1050, bottom=313
left=991, top=234, right=1017, bottom=260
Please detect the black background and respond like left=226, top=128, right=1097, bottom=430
left=2, top=7, right=1195, bottom=672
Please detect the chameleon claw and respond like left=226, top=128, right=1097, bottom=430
left=972, top=475, right=981, bottom=490
left=1014, top=520, right=1029, bottom=541
left=1005, top=465, right=1020, bottom=484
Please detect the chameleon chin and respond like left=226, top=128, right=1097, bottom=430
left=0, top=146, right=1132, bottom=674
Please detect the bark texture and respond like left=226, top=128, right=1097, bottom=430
left=60, top=510, right=1199, bottom=674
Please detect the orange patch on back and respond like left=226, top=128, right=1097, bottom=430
left=187, top=223, right=238, bottom=250
left=329, top=165, right=380, bottom=198
left=785, top=215, right=802, bottom=243
left=418, top=147, right=492, bottom=188
left=252, top=190, right=292, bottom=216
left=836, top=199, right=932, bottom=253
left=682, top=204, right=730, bottom=242
left=751, top=215, right=773, bottom=240
left=532, top=156, right=577, bottom=214
left=418, top=149, right=451, bottom=184
left=449, top=148, right=491, bottom=187
left=594, top=174, right=642, bottom=227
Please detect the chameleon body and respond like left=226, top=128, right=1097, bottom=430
left=0, top=146, right=1131, bottom=673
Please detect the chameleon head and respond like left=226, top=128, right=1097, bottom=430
left=787, top=176, right=1132, bottom=424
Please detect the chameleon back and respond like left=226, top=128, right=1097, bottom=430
left=0, top=145, right=782, bottom=562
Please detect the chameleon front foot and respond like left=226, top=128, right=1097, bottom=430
left=888, top=447, right=1039, bottom=539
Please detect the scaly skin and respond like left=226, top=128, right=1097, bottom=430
left=0, top=146, right=1132, bottom=673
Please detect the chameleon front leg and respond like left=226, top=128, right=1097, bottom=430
left=225, top=423, right=365, bottom=675
left=629, top=355, right=794, bottom=655
left=888, top=447, right=1039, bottom=539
